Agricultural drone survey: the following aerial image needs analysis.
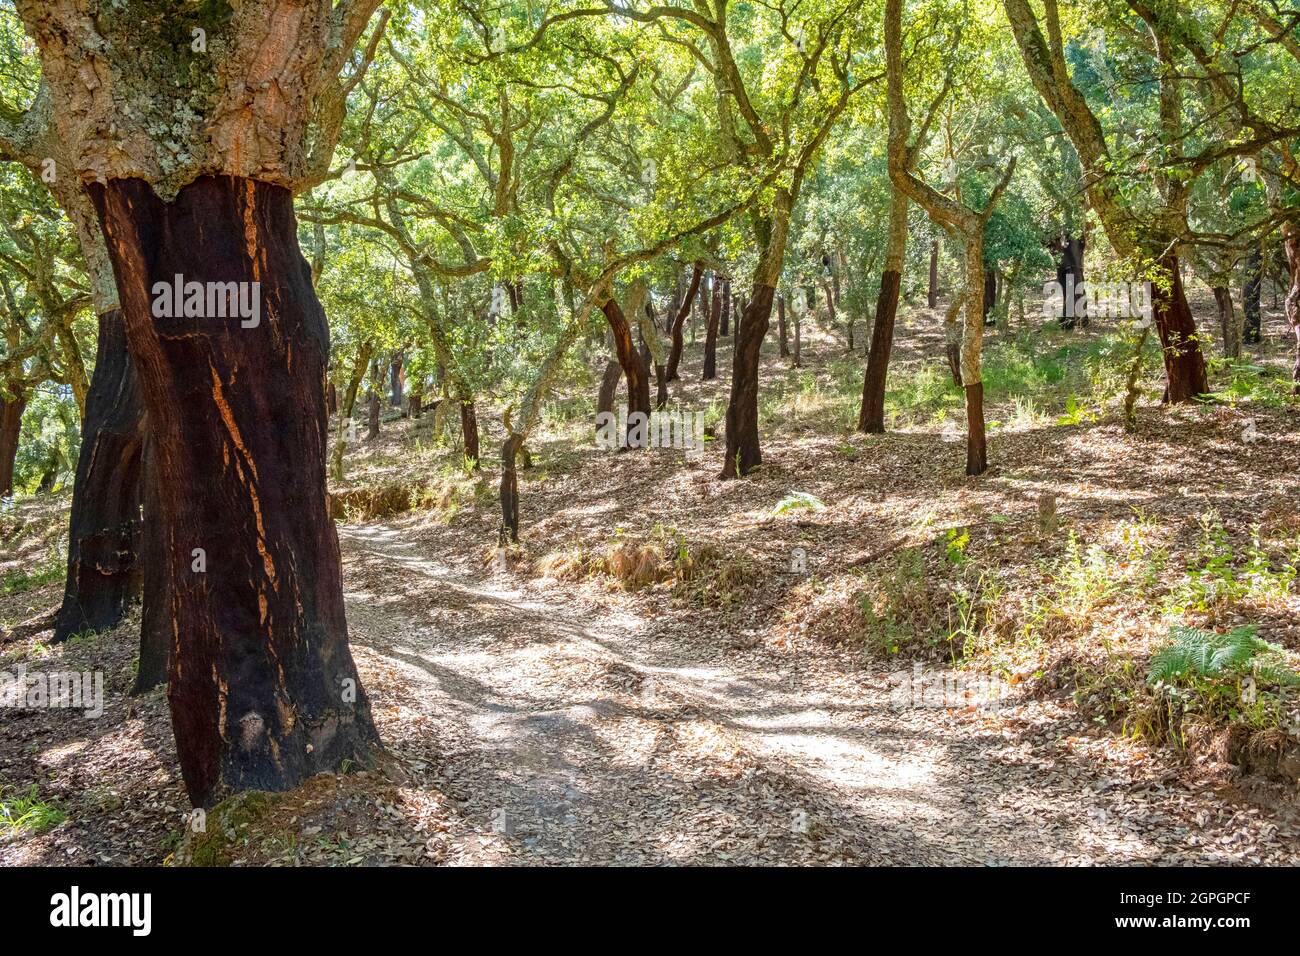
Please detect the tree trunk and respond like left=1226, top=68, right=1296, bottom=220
left=665, top=263, right=703, bottom=381
left=702, top=277, right=721, bottom=380
left=965, top=382, right=988, bottom=476
left=1213, top=285, right=1242, bottom=360
left=859, top=188, right=909, bottom=433
left=1284, top=222, right=1300, bottom=388
left=793, top=305, right=802, bottom=368
left=54, top=309, right=145, bottom=643
left=982, top=266, right=998, bottom=324
left=1151, top=253, right=1209, bottom=401
left=134, top=434, right=169, bottom=695
left=500, top=434, right=524, bottom=544
left=460, top=399, right=481, bottom=467
left=597, top=359, right=621, bottom=425
left=326, top=381, right=337, bottom=416
left=90, top=175, right=380, bottom=808
left=721, top=284, right=776, bottom=478
left=1055, top=236, right=1086, bottom=329
left=389, top=353, right=404, bottom=408
left=0, top=385, right=27, bottom=498
left=720, top=279, right=732, bottom=337
left=777, top=292, right=790, bottom=357
left=601, top=297, right=652, bottom=444
left=1243, top=244, right=1262, bottom=345
left=366, top=387, right=380, bottom=439
left=944, top=296, right=963, bottom=386
left=927, top=239, right=939, bottom=308
left=331, top=341, right=372, bottom=483
left=961, top=245, right=989, bottom=476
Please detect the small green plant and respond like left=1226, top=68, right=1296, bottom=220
left=773, top=491, right=827, bottom=515
left=942, top=528, right=970, bottom=566
left=0, top=785, right=66, bottom=836
left=1147, top=625, right=1274, bottom=685
left=1166, top=514, right=1297, bottom=613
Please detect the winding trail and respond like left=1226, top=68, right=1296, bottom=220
left=339, top=522, right=1300, bottom=866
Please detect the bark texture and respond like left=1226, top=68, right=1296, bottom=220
left=858, top=186, right=909, bottom=434
left=54, top=309, right=145, bottom=643
left=91, top=175, right=379, bottom=807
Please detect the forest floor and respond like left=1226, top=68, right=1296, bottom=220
left=4, top=288, right=1300, bottom=865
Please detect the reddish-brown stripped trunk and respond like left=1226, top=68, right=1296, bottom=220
left=858, top=270, right=902, bottom=433
left=703, top=277, right=722, bottom=380
left=54, top=309, right=145, bottom=643
left=91, top=175, right=380, bottom=807
left=665, top=263, right=703, bottom=381
left=720, top=284, right=776, bottom=478
left=0, top=385, right=27, bottom=498
left=601, top=297, right=652, bottom=444
left=1150, top=253, right=1209, bottom=402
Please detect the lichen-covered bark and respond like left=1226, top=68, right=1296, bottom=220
left=15, top=0, right=384, bottom=198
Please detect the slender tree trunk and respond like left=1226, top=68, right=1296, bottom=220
left=1284, top=222, right=1300, bottom=389
left=944, top=296, right=963, bottom=386
left=91, top=175, right=379, bottom=808
left=702, top=277, right=721, bottom=380
left=665, top=262, right=703, bottom=381
left=1213, top=285, right=1242, bottom=359
left=1243, top=244, right=1262, bottom=345
left=389, top=353, right=404, bottom=408
left=500, top=434, right=523, bottom=544
left=366, top=386, right=380, bottom=439
left=859, top=189, right=909, bottom=433
left=721, top=286, right=776, bottom=477
left=0, top=385, right=27, bottom=498
left=460, top=399, right=480, bottom=467
left=961, top=244, right=989, bottom=476
left=793, top=303, right=802, bottom=368
left=927, top=239, right=939, bottom=308
left=720, top=279, right=732, bottom=337
left=54, top=310, right=145, bottom=643
left=1151, top=253, right=1210, bottom=401
left=597, top=360, right=622, bottom=425
left=601, top=297, right=652, bottom=444
left=777, top=292, right=790, bottom=357
left=982, top=266, right=998, bottom=324
left=331, top=342, right=372, bottom=483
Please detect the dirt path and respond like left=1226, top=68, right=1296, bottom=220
left=340, top=522, right=1300, bottom=866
